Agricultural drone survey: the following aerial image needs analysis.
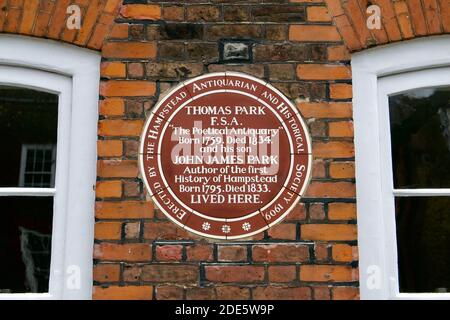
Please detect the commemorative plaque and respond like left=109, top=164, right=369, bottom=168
left=139, top=72, right=312, bottom=239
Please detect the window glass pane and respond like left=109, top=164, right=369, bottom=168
left=395, top=196, right=450, bottom=293
left=0, top=86, right=58, bottom=187
left=21, top=145, right=56, bottom=188
left=0, top=197, right=53, bottom=293
left=389, top=87, right=450, bottom=188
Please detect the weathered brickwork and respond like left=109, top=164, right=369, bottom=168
left=0, top=0, right=122, bottom=49
left=5, top=0, right=447, bottom=301
left=93, top=0, right=358, bottom=300
left=325, top=0, right=450, bottom=52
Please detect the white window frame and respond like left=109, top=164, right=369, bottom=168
left=352, top=35, right=450, bottom=300
left=0, top=35, right=100, bottom=300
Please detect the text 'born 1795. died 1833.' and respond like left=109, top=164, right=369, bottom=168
left=139, top=72, right=312, bottom=239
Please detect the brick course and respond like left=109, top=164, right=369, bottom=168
left=325, top=0, right=450, bottom=52
left=0, top=0, right=121, bottom=49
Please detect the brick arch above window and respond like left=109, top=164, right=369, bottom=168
left=0, top=0, right=122, bottom=50
left=325, top=0, right=450, bottom=52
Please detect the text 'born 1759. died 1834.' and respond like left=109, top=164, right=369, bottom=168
left=139, top=72, right=312, bottom=239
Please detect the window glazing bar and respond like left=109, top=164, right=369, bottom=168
left=0, top=188, right=56, bottom=196
left=393, top=189, right=450, bottom=197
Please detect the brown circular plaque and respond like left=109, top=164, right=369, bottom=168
left=139, top=72, right=312, bottom=239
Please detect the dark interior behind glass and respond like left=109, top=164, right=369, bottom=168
left=395, top=197, right=450, bottom=292
left=0, top=86, right=58, bottom=188
left=389, top=87, right=450, bottom=189
left=0, top=197, right=53, bottom=293
left=0, top=86, right=57, bottom=293
left=389, top=87, right=450, bottom=293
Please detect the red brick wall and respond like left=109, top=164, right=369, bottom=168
left=93, top=0, right=358, bottom=300
left=1, top=0, right=448, bottom=301
left=0, top=0, right=121, bottom=49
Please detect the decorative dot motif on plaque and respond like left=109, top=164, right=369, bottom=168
left=202, top=222, right=211, bottom=231
left=222, top=225, right=231, bottom=234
